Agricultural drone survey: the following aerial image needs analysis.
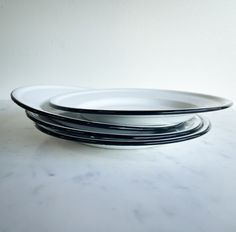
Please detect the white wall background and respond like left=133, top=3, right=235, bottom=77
left=1, top=0, right=236, bottom=103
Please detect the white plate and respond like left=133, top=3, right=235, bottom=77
left=49, top=88, right=232, bottom=126
left=49, top=88, right=232, bottom=114
left=11, top=85, right=192, bottom=129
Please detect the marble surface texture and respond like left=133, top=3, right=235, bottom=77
left=0, top=100, right=236, bottom=232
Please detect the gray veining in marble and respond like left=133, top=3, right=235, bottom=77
left=0, top=100, right=236, bottom=232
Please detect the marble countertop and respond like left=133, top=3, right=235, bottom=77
left=0, top=100, right=236, bottom=232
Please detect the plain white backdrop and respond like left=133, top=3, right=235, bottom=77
left=1, top=0, right=235, bottom=104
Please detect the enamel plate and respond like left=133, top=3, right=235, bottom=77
left=11, top=86, right=192, bottom=130
left=33, top=116, right=211, bottom=148
left=49, top=88, right=232, bottom=126
left=49, top=88, right=232, bottom=115
left=26, top=111, right=203, bottom=139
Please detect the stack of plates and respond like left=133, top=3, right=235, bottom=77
left=11, top=85, right=233, bottom=149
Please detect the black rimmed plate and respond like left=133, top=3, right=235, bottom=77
left=33, top=116, right=211, bottom=149
left=11, top=85, right=193, bottom=130
left=49, top=88, right=233, bottom=115
left=26, top=111, right=204, bottom=140
left=48, top=88, right=232, bottom=127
